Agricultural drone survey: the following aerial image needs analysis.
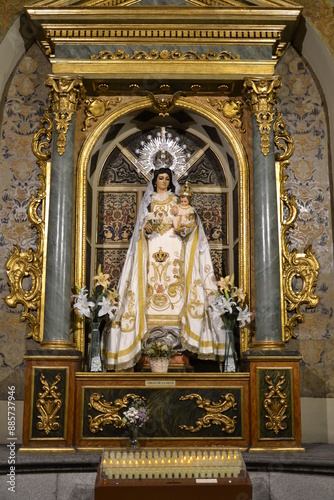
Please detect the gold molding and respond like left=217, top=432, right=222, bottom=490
left=274, top=111, right=320, bottom=342
left=179, top=393, right=237, bottom=433
left=91, top=49, right=240, bottom=61
left=82, top=97, right=122, bottom=131
left=45, top=75, right=86, bottom=155
left=74, top=96, right=250, bottom=355
left=207, top=97, right=245, bottom=132
left=242, top=77, right=282, bottom=156
left=5, top=109, right=53, bottom=343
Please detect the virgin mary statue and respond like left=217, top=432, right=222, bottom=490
left=101, top=129, right=226, bottom=370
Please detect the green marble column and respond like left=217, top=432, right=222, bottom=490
left=243, top=77, right=284, bottom=347
left=42, top=76, right=85, bottom=346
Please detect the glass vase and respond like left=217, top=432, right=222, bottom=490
left=128, top=424, right=139, bottom=448
left=88, top=322, right=103, bottom=372
left=222, top=315, right=238, bottom=373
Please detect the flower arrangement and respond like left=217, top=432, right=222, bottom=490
left=210, top=274, right=252, bottom=328
left=72, top=265, right=118, bottom=323
left=122, top=398, right=149, bottom=428
left=142, top=341, right=176, bottom=359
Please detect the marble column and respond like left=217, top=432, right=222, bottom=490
left=42, top=75, right=85, bottom=346
left=243, top=77, right=284, bottom=347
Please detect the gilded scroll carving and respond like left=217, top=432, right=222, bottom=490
left=179, top=393, right=237, bottom=433
left=207, top=98, right=245, bottom=132
left=36, top=373, right=62, bottom=435
left=243, top=77, right=281, bottom=156
left=91, top=49, right=240, bottom=61
left=82, top=97, right=122, bottom=131
left=87, top=393, right=145, bottom=433
left=263, top=373, right=288, bottom=435
left=274, top=111, right=319, bottom=341
left=45, top=75, right=85, bottom=155
left=5, top=109, right=53, bottom=342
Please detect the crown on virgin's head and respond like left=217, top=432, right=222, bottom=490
left=134, top=127, right=190, bottom=179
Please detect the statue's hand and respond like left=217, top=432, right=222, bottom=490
left=174, top=226, right=185, bottom=236
left=170, top=204, right=178, bottom=216
left=145, top=222, right=153, bottom=233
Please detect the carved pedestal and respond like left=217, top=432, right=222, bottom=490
left=242, top=351, right=303, bottom=451
left=21, top=350, right=82, bottom=452
left=75, top=373, right=250, bottom=449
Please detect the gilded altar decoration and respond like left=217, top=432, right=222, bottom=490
left=179, top=393, right=237, bottom=433
left=274, top=111, right=320, bottom=342
left=91, top=49, right=240, bottom=61
left=87, top=393, right=146, bottom=434
left=243, top=77, right=282, bottom=156
left=45, top=75, right=85, bottom=155
left=5, top=109, right=53, bottom=342
left=263, top=373, right=288, bottom=435
left=147, top=92, right=182, bottom=117
left=207, top=98, right=245, bottom=132
left=82, top=97, right=121, bottom=131
left=36, top=373, right=62, bottom=435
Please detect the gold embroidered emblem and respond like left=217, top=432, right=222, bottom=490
left=153, top=248, right=169, bottom=262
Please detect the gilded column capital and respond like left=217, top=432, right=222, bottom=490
left=242, top=77, right=282, bottom=156
left=45, top=75, right=86, bottom=155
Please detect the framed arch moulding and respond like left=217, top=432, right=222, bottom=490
left=7, top=0, right=319, bottom=452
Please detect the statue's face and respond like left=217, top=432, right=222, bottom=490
left=180, top=195, right=190, bottom=207
left=156, top=173, right=170, bottom=193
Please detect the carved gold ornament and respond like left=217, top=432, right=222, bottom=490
left=263, top=373, right=288, bottom=435
left=147, top=92, right=182, bottom=117
left=45, top=75, right=85, bottom=155
left=5, top=109, right=53, bottom=342
left=243, top=77, right=282, bottom=156
left=82, top=97, right=121, bottom=131
left=36, top=373, right=62, bottom=435
left=274, top=111, right=319, bottom=342
left=91, top=49, right=240, bottom=61
left=207, top=98, right=245, bottom=132
left=87, top=393, right=145, bottom=433
left=179, top=393, right=237, bottom=433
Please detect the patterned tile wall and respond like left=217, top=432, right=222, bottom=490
left=278, top=47, right=334, bottom=397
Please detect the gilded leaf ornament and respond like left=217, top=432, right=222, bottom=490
left=36, top=373, right=62, bottom=435
left=243, top=77, right=281, bottom=156
left=274, top=111, right=319, bottom=342
left=88, top=393, right=146, bottom=433
left=263, top=373, right=288, bottom=435
left=91, top=49, right=240, bottom=61
left=179, top=393, right=237, bottom=433
left=82, top=97, right=122, bottom=131
left=5, top=108, right=53, bottom=342
left=45, top=75, right=86, bottom=155
left=207, top=97, right=245, bottom=132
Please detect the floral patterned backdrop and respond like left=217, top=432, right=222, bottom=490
left=0, top=43, right=50, bottom=398
left=0, top=39, right=333, bottom=398
left=278, top=47, right=334, bottom=397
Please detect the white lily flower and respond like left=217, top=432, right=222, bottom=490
left=237, top=305, right=252, bottom=327
left=73, top=289, right=95, bottom=318
left=98, top=296, right=117, bottom=319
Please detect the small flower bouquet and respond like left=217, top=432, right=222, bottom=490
left=210, top=274, right=252, bottom=329
left=122, top=398, right=149, bottom=428
left=122, top=398, right=149, bottom=447
left=72, top=265, right=118, bottom=323
left=142, top=341, right=176, bottom=360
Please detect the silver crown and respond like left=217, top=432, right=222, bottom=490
left=135, top=127, right=190, bottom=179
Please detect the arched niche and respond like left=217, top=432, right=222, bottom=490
left=75, top=96, right=250, bottom=358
